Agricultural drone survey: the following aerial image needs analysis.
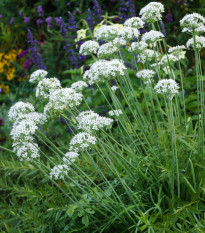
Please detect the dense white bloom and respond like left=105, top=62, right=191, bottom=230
left=14, top=112, right=47, bottom=127
left=36, top=78, right=61, bottom=99
left=108, top=109, right=123, bottom=117
left=13, top=141, right=40, bottom=161
left=76, top=110, right=113, bottom=132
left=154, top=79, right=179, bottom=99
left=29, top=69, right=48, bottom=84
left=186, top=36, right=205, bottom=50
left=128, top=41, right=148, bottom=53
left=79, top=40, right=99, bottom=55
left=139, top=2, right=165, bottom=23
left=160, top=54, right=178, bottom=65
left=195, top=25, right=205, bottom=34
left=136, top=70, right=155, bottom=84
left=71, top=81, right=88, bottom=92
left=83, top=59, right=126, bottom=85
left=180, top=13, right=205, bottom=33
left=124, top=17, right=145, bottom=29
left=97, top=42, right=118, bottom=58
left=10, top=119, right=38, bottom=141
left=141, top=30, right=164, bottom=44
left=63, top=152, right=79, bottom=164
left=44, top=88, right=83, bottom=118
left=168, top=45, right=186, bottom=54
left=95, top=25, right=119, bottom=41
left=118, top=27, right=140, bottom=41
left=50, top=165, right=70, bottom=180
left=137, top=49, right=155, bottom=63
left=111, top=86, right=119, bottom=91
left=112, top=37, right=127, bottom=46
left=69, top=132, right=97, bottom=152
left=8, top=102, right=35, bottom=122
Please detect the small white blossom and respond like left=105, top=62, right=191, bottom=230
left=50, top=165, right=70, bottom=180
left=36, top=78, right=61, bottom=99
left=69, top=132, right=97, bottom=152
left=124, top=17, right=145, bottom=29
left=180, top=13, right=205, bottom=34
left=128, top=41, right=148, bottom=53
left=76, top=110, right=113, bottom=132
left=139, top=2, right=165, bottom=24
left=79, top=40, right=99, bottom=55
left=8, top=102, right=35, bottom=122
left=136, top=70, right=155, bottom=84
left=118, top=27, right=140, bottom=41
left=13, top=141, right=40, bottom=161
left=71, top=81, right=88, bottom=92
left=63, top=152, right=79, bottom=164
left=97, top=42, right=118, bottom=58
left=137, top=49, right=155, bottom=63
left=95, top=25, right=119, bottom=42
left=154, top=79, right=179, bottom=100
left=141, top=30, right=164, bottom=44
left=14, top=112, right=47, bottom=127
left=108, top=110, right=123, bottom=117
left=111, top=86, right=119, bottom=91
left=168, top=45, right=186, bottom=54
left=160, top=54, right=178, bottom=65
left=112, top=37, right=127, bottom=46
left=29, top=69, right=48, bottom=84
left=186, top=36, right=205, bottom=50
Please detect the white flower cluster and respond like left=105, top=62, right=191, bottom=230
left=136, top=70, right=155, bottom=84
left=12, top=141, right=40, bottom=161
left=36, top=78, right=61, bottom=99
left=95, top=25, right=119, bottom=41
left=49, top=165, right=70, bottom=180
left=128, top=41, right=148, bottom=53
left=8, top=101, right=35, bottom=122
left=97, top=42, right=118, bottom=58
left=69, top=132, right=97, bottom=152
left=79, top=40, right=99, bottom=55
left=76, top=110, right=113, bottom=132
left=154, top=79, right=179, bottom=99
left=108, top=110, right=123, bottom=117
left=124, top=17, right=145, bottom=29
left=71, top=81, right=88, bottom=92
left=111, top=86, right=119, bottom=91
left=160, top=54, right=178, bottom=65
left=112, top=37, right=127, bottom=47
left=180, top=13, right=205, bottom=34
left=83, top=59, right=126, bottom=85
left=139, top=2, right=165, bottom=24
left=29, top=69, right=48, bottom=84
left=44, top=88, right=83, bottom=118
left=141, top=30, right=164, bottom=44
left=117, top=27, right=140, bottom=41
left=63, top=152, right=79, bottom=164
left=168, top=45, right=186, bottom=54
left=137, top=49, right=155, bottom=64
left=186, top=36, right=205, bottom=50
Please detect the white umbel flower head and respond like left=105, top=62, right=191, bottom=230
left=76, top=110, right=113, bottom=132
left=108, top=109, right=123, bottom=117
left=63, top=152, right=79, bottom=164
left=160, top=54, right=178, bottom=65
left=139, top=2, right=165, bottom=24
left=71, top=81, right=88, bottom=92
left=97, top=42, right=118, bottom=58
left=186, top=36, right=205, bottom=50
left=136, top=70, right=155, bottom=84
left=44, top=88, right=83, bottom=118
left=124, top=17, right=145, bottom=29
left=95, top=25, right=119, bottom=42
left=8, top=102, right=35, bottom=122
left=112, top=37, right=127, bottom=47
left=180, top=13, right=205, bottom=34
left=50, top=165, right=70, bottom=180
left=128, top=41, right=148, bottom=53
left=14, top=112, right=46, bottom=127
left=154, top=79, right=179, bottom=100
left=137, top=49, right=155, bottom=63
left=36, top=78, right=61, bottom=99
left=29, top=69, right=48, bottom=84
left=13, top=141, right=40, bottom=161
left=69, top=132, right=97, bottom=152
left=83, top=59, right=126, bottom=85
left=168, top=45, right=186, bottom=55
left=118, top=27, right=140, bottom=41
left=111, top=86, right=119, bottom=91
left=79, top=40, right=99, bottom=55
left=141, top=30, right=164, bottom=44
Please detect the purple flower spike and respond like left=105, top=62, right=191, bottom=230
left=36, top=18, right=43, bottom=25
left=127, top=0, right=135, bottom=18
left=68, top=11, right=77, bottom=38
left=19, top=12, right=23, bottom=17
left=24, top=17, right=30, bottom=23
left=0, top=14, right=2, bottom=19
left=37, top=5, right=44, bottom=17
left=119, top=0, right=127, bottom=23
left=46, top=16, right=52, bottom=24
left=166, top=13, right=173, bottom=24
left=9, top=17, right=15, bottom=25
left=86, top=8, right=95, bottom=31
left=159, top=21, right=166, bottom=37
left=92, top=0, right=102, bottom=22
left=18, top=50, right=28, bottom=58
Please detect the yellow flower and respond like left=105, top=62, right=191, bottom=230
left=3, top=85, right=10, bottom=93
